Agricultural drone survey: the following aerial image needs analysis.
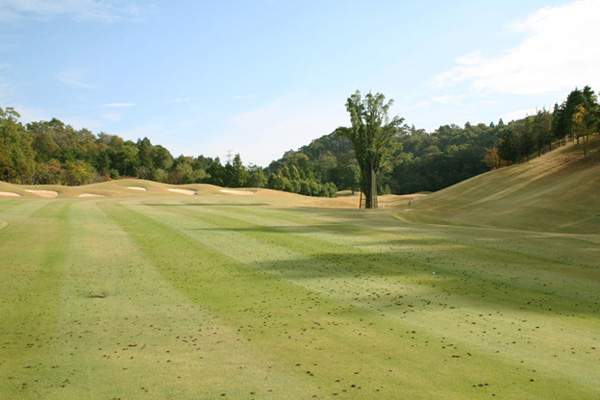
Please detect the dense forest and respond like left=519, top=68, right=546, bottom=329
left=1, top=87, right=597, bottom=196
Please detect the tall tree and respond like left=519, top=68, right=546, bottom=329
left=229, top=153, right=249, bottom=187
left=571, top=104, right=596, bottom=159
left=337, top=91, right=404, bottom=208
left=498, top=129, right=519, bottom=164
left=533, top=109, right=553, bottom=155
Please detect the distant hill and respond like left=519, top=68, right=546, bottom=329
left=410, top=134, right=600, bottom=233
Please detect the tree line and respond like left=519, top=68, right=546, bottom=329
left=1, top=86, right=597, bottom=196
left=269, top=86, right=598, bottom=197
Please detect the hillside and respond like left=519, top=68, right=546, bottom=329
left=2, top=134, right=599, bottom=233
left=408, top=134, right=600, bottom=233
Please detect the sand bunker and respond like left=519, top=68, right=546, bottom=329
left=168, top=188, right=196, bottom=195
left=220, top=189, right=255, bottom=195
left=79, top=193, right=106, bottom=198
left=127, top=186, right=147, bottom=191
left=25, top=190, right=58, bottom=198
left=0, top=191, right=21, bottom=197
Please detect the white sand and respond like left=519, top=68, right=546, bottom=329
left=0, top=191, right=21, bottom=197
left=79, top=193, right=106, bottom=198
left=25, top=190, right=59, bottom=198
left=127, top=186, right=147, bottom=191
left=168, top=188, right=196, bottom=195
left=220, top=189, right=255, bottom=195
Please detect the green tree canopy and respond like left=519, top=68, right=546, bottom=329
left=337, top=91, right=404, bottom=208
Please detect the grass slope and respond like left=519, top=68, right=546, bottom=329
left=409, top=134, right=600, bottom=233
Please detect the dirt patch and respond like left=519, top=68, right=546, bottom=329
left=220, top=189, right=255, bottom=195
left=127, top=186, right=147, bottom=191
left=168, top=188, right=196, bottom=195
left=25, top=190, right=58, bottom=198
left=79, top=193, right=106, bottom=198
left=0, top=191, right=21, bottom=197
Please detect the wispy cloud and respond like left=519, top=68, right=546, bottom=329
left=432, top=0, right=600, bottom=95
left=56, top=67, right=98, bottom=89
left=0, top=0, right=147, bottom=23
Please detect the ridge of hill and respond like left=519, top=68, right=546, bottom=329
left=409, top=134, right=600, bottom=233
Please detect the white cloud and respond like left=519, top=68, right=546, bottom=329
left=500, top=107, right=542, bottom=123
left=432, top=0, right=600, bottom=95
left=0, top=0, right=146, bottom=22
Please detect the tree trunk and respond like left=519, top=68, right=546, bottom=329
left=361, top=165, right=377, bottom=209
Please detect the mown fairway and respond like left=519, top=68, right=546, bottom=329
left=1, top=190, right=599, bottom=399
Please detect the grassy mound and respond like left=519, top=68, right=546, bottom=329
left=410, top=134, right=600, bottom=233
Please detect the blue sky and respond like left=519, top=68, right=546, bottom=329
left=1, top=0, right=599, bottom=166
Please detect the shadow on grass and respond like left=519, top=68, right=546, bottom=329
left=241, top=250, right=600, bottom=318
left=187, top=223, right=377, bottom=236
left=114, top=201, right=600, bottom=318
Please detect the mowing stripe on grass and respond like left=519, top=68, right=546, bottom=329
left=0, top=200, right=73, bottom=398
left=2, top=196, right=598, bottom=399
left=148, top=202, right=599, bottom=320
left=104, top=201, right=543, bottom=399
left=113, top=200, right=599, bottom=398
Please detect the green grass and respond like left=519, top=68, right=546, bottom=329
left=1, top=139, right=599, bottom=398
left=1, top=193, right=598, bottom=399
